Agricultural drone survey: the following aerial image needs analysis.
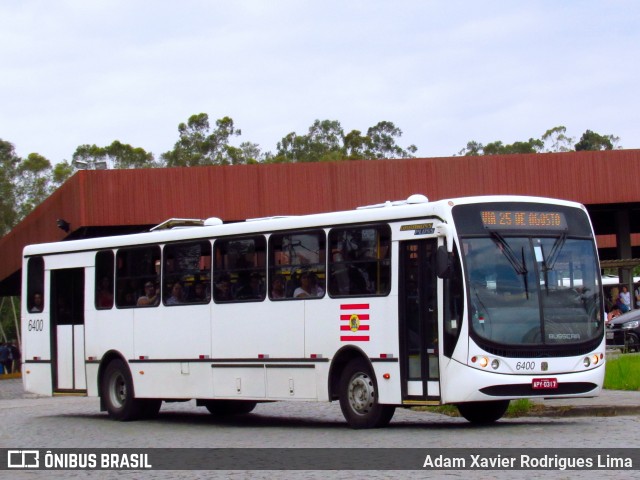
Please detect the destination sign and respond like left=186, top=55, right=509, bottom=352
left=480, top=211, right=568, bottom=230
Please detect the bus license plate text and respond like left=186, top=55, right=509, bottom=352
left=532, top=378, right=558, bottom=389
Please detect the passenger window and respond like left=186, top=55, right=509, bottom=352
left=95, top=251, right=114, bottom=310
left=269, top=230, right=326, bottom=300
left=213, top=236, right=266, bottom=303
left=163, top=241, right=212, bottom=306
left=27, top=257, right=45, bottom=313
left=116, top=246, right=161, bottom=308
left=328, top=225, right=391, bottom=297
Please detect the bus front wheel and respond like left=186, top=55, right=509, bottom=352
left=101, top=359, right=160, bottom=421
left=457, top=400, right=510, bottom=424
left=338, top=358, right=395, bottom=429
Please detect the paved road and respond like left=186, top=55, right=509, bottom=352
left=2, top=377, right=640, bottom=479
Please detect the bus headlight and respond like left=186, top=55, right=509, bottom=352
left=583, top=357, right=591, bottom=367
left=491, top=359, right=500, bottom=370
left=591, top=354, right=599, bottom=365
left=478, top=356, right=489, bottom=368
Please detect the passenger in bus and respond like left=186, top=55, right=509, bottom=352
left=96, top=276, right=114, bottom=308
left=236, top=272, right=264, bottom=300
left=165, top=282, right=185, bottom=305
left=214, top=274, right=233, bottom=301
left=189, top=282, right=210, bottom=303
left=294, top=271, right=324, bottom=298
left=29, top=292, right=43, bottom=313
left=137, top=281, right=159, bottom=306
left=270, top=274, right=287, bottom=299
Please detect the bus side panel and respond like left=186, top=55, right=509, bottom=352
left=133, top=304, right=212, bottom=360
left=304, top=297, right=403, bottom=405
left=265, top=366, right=317, bottom=400
left=212, top=302, right=305, bottom=358
left=134, top=362, right=215, bottom=399
left=212, top=365, right=266, bottom=398
left=22, top=362, right=53, bottom=396
left=22, top=275, right=52, bottom=395
left=85, top=309, right=135, bottom=383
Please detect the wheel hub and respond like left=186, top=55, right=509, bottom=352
left=348, top=373, right=374, bottom=415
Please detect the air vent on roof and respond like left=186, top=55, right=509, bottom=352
left=357, top=194, right=428, bottom=210
left=150, top=218, right=205, bottom=231
left=245, top=215, right=296, bottom=222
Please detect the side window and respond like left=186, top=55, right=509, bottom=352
left=163, top=241, right=212, bottom=306
left=116, top=246, right=161, bottom=308
left=213, top=236, right=266, bottom=303
left=328, top=225, right=391, bottom=297
left=269, top=230, right=326, bottom=300
left=27, top=257, right=45, bottom=313
left=95, top=251, right=114, bottom=310
left=443, top=245, right=463, bottom=358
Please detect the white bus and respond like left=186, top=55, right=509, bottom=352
left=21, top=194, right=605, bottom=428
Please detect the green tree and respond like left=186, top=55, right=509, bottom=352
left=72, top=141, right=156, bottom=170
left=457, top=141, right=484, bottom=156
left=274, top=119, right=417, bottom=163
left=15, top=153, right=53, bottom=220
left=0, top=139, right=19, bottom=235
left=541, top=126, right=574, bottom=153
left=365, top=121, right=417, bottom=159
left=161, top=114, right=243, bottom=166
left=574, top=130, right=618, bottom=151
left=458, top=126, right=621, bottom=156
left=52, top=161, right=75, bottom=186
left=274, top=120, right=345, bottom=163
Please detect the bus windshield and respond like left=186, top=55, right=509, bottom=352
left=463, top=236, right=602, bottom=347
left=453, top=202, right=603, bottom=350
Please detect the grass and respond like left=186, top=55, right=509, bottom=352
left=603, top=352, right=640, bottom=391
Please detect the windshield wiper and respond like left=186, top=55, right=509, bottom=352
left=543, top=232, right=567, bottom=271
left=490, top=231, right=528, bottom=275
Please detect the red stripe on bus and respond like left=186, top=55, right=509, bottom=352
left=340, top=314, right=370, bottom=321
left=340, top=336, right=370, bottom=342
left=340, top=304, right=369, bottom=310
left=340, top=325, right=370, bottom=331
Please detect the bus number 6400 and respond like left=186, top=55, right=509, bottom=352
left=28, top=319, right=43, bottom=332
left=516, top=361, right=535, bottom=371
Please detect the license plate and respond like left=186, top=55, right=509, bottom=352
left=532, top=378, right=558, bottom=389
left=606, top=331, right=614, bottom=340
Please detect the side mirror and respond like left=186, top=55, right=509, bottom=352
left=436, top=245, right=453, bottom=279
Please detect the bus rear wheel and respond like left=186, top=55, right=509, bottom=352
left=339, top=358, right=395, bottom=429
left=101, top=359, right=158, bottom=421
left=203, top=400, right=257, bottom=416
left=457, top=400, right=510, bottom=424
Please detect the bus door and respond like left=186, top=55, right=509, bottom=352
left=399, top=239, right=440, bottom=401
left=50, top=268, right=86, bottom=392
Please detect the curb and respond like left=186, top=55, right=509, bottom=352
left=527, top=405, right=640, bottom=418
left=0, top=373, right=21, bottom=380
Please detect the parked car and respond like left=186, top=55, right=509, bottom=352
left=606, top=308, right=640, bottom=352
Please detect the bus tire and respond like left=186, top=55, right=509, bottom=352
left=338, top=358, right=395, bottom=429
left=457, top=400, right=510, bottom=424
left=204, top=400, right=257, bottom=416
left=101, top=359, right=144, bottom=421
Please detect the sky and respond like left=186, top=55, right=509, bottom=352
left=1, top=0, right=638, bottom=164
